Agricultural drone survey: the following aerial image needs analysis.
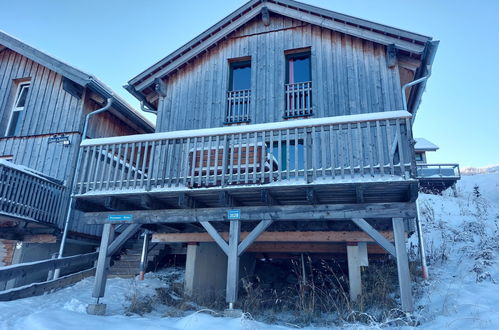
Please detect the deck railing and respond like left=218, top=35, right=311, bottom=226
left=226, top=89, right=251, bottom=124
left=74, top=111, right=415, bottom=195
left=0, top=161, right=66, bottom=226
left=285, top=81, right=312, bottom=118
left=416, top=163, right=461, bottom=179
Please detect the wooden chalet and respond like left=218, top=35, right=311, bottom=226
left=74, top=0, right=439, bottom=313
left=0, top=31, right=154, bottom=283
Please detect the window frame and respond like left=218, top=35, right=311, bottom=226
left=5, top=80, right=31, bottom=137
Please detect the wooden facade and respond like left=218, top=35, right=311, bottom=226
left=157, top=13, right=408, bottom=132
left=0, top=32, right=154, bottom=240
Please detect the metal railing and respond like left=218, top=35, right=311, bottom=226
left=74, top=111, right=415, bottom=195
left=0, top=161, right=66, bottom=226
left=416, top=163, right=461, bottom=179
left=285, top=81, right=312, bottom=118
left=226, top=89, right=251, bottom=124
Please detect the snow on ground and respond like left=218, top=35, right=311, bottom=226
left=415, top=173, right=499, bottom=329
left=0, top=173, right=498, bottom=329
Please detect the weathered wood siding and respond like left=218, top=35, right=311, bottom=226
left=157, top=14, right=405, bottom=132
left=0, top=49, right=143, bottom=237
left=0, top=49, right=83, bottom=136
left=83, top=98, right=138, bottom=139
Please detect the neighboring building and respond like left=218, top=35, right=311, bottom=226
left=72, top=0, right=439, bottom=313
left=0, top=31, right=154, bottom=286
left=414, top=137, right=460, bottom=193
left=414, top=137, right=439, bottom=164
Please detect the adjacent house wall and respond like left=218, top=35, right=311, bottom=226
left=157, top=13, right=408, bottom=132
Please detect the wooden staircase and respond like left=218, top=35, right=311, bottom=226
left=109, top=238, right=170, bottom=278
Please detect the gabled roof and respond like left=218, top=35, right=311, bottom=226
left=415, top=138, right=439, bottom=152
left=0, top=30, right=155, bottom=133
left=127, top=0, right=433, bottom=95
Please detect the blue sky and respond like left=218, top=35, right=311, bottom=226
left=1, top=0, right=498, bottom=167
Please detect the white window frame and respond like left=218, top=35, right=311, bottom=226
left=5, top=81, right=31, bottom=137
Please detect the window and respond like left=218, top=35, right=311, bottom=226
left=286, top=52, right=311, bottom=84
left=229, top=60, right=251, bottom=91
left=285, top=50, right=312, bottom=118
left=415, top=152, right=424, bottom=162
left=6, top=81, right=30, bottom=137
left=226, top=60, right=251, bottom=124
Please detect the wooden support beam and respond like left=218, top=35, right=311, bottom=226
left=393, top=217, right=414, bottom=312
left=106, top=224, right=141, bottom=257
left=218, top=191, right=239, bottom=207
left=140, top=195, right=162, bottom=210
left=85, top=202, right=417, bottom=224
left=306, top=188, right=318, bottom=204
left=226, top=220, right=241, bottom=305
left=351, top=218, right=396, bottom=257
left=199, top=221, right=229, bottom=255
left=386, top=44, right=397, bottom=68
left=260, top=190, right=279, bottom=205
left=246, top=242, right=387, bottom=254
left=355, top=186, right=365, bottom=203
left=152, top=230, right=393, bottom=243
left=238, top=220, right=273, bottom=256
left=103, top=197, right=134, bottom=211
left=178, top=192, right=206, bottom=209
left=92, top=224, right=114, bottom=299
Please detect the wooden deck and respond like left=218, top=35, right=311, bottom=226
left=0, top=160, right=66, bottom=229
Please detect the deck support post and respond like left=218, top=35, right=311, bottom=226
left=87, top=223, right=114, bottom=315
left=226, top=220, right=241, bottom=309
left=347, top=243, right=362, bottom=302
left=393, top=217, right=414, bottom=312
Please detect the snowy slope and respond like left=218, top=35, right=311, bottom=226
left=0, top=173, right=497, bottom=329
left=415, top=173, right=499, bottom=328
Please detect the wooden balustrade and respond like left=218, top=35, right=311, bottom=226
left=285, top=81, right=312, bottom=118
left=0, top=161, right=66, bottom=226
left=75, top=111, right=415, bottom=195
left=226, top=89, right=251, bottom=124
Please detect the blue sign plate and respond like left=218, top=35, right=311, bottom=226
left=227, top=209, right=241, bottom=220
left=108, top=214, right=134, bottom=223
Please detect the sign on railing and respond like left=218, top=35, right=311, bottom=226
left=74, top=111, right=415, bottom=196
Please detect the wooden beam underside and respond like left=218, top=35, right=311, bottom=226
left=84, top=202, right=416, bottom=224
left=152, top=230, right=393, bottom=244
left=247, top=242, right=387, bottom=254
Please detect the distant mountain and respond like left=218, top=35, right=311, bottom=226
left=461, top=164, right=499, bottom=175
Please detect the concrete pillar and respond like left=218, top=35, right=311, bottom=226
left=347, top=243, right=362, bottom=302
left=184, top=243, right=227, bottom=299
left=358, top=242, right=369, bottom=267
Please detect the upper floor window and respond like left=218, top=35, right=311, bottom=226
left=226, top=60, right=251, bottom=124
left=285, top=50, right=312, bottom=118
left=415, top=152, right=424, bottom=162
left=6, top=80, right=30, bottom=137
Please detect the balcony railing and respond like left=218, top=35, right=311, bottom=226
left=416, top=163, right=461, bottom=179
left=225, top=89, right=251, bottom=124
left=0, top=160, right=66, bottom=226
left=285, top=81, right=312, bottom=118
left=74, top=111, right=415, bottom=196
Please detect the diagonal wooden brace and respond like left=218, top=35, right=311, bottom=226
left=351, top=218, right=396, bottom=258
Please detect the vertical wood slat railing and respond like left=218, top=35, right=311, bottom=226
left=225, top=89, right=251, bottom=124
left=0, top=162, right=66, bottom=226
left=284, top=81, right=312, bottom=118
left=75, top=111, right=415, bottom=195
